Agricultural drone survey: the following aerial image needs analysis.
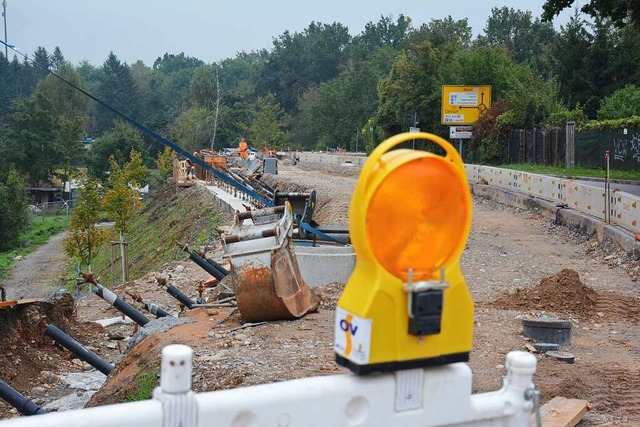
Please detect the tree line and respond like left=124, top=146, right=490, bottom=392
left=2, top=6, right=640, bottom=185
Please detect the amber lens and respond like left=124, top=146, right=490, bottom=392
left=365, top=155, right=468, bottom=281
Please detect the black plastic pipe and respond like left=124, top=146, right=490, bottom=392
left=44, top=324, right=113, bottom=376
left=165, top=284, right=195, bottom=309
left=0, top=379, right=46, bottom=416
left=93, top=284, right=150, bottom=326
left=204, top=257, right=229, bottom=277
left=186, top=250, right=226, bottom=280
left=141, top=302, right=172, bottom=318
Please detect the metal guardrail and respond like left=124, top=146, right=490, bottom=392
left=466, top=165, right=640, bottom=235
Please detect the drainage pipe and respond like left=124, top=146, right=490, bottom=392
left=44, top=324, right=113, bottom=376
left=82, top=273, right=150, bottom=327
left=164, top=284, right=196, bottom=309
left=204, top=257, right=229, bottom=277
left=126, top=292, right=173, bottom=319
left=182, top=247, right=226, bottom=281
left=141, top=302, right=173, bottom=318
left=0, top=379, right=46, bottom=416
left=93, top=284, right=150, bottom=327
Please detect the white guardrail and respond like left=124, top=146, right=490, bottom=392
left=465, top=165, right=640, bottom=236
left=1, top=345, right=540, bottom=427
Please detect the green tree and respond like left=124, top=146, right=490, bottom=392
left=87, top=121, right=146, bottom=180
left=547, top=15, right=595, bottom=111
left=0, top=166, right=29, bottom=252
left=408, top=16, right=472, bottom=50
left=257, top=22, right=351, bottom=112
left=51, top=47, right=65, bottom=71
left=103, top=151, right=146, bottom=284
left=156, top=147, right=175, bottom=180
left=95, top=52, right=137, bottom=134
left=479, top=7, right=555, bottom=66
left=374, top=42, right=444, bottom=137
left=55, top=117, right=85, bottom=185
left=0, top=93, right=59, bottom=186
left=62, top=180, right=109, bottom=273
left=350, top=15, right=412, bottom=60
left=297, top=58, right=384, bottom=150
left=30, top=47, right=51, bottom=84
left=543, top=0, right=640, bottom=27
left=598, top=84, right=640, bottom=119
left=170, top=107, right=216, bottom=153
left=189, top=65, right=217, bottom=109
left=248, top=94, right=290, bottom=149
left=34, top=62, right=90, bottom=121
left=103, top=150, right=145, bottom=234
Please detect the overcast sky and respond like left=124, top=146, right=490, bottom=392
left=3, top=0, right=582, bottom=66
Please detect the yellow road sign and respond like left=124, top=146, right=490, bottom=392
left=441, top=85, right=491, bottom=125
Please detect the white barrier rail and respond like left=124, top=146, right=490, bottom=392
left=466, top=164, right=640, bottom=235
left=1, top=345, right=539, bottom=427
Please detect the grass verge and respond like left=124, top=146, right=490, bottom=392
left=498, top=164, right=640, bottom=181
left=88, top=185, right=223, bottom=285
left=0, top=215, right=68, bottom=280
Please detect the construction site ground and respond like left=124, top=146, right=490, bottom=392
left=1, top=162, right=639, bottom=426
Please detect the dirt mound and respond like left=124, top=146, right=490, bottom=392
left=0, top=295, right=104, bottom=393
left=488, top=269, right=640, bottom=321
left=538, top=360, right=640, bottom=419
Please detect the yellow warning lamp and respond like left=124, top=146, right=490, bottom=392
left=334, top=132, right=473, bottom=374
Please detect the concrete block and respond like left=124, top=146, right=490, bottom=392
left=294, top=245, right=355, bottom=288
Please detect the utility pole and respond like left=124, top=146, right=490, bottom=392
left=2, top=1, right=7, bottom=59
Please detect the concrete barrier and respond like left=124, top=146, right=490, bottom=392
left=298, top=152, right=366, bottom=170
left=294, top=245, right=355, bottom=287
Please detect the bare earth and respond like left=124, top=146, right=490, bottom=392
left=1, top=162, right=639, bottom=426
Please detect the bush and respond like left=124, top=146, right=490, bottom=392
left=467, top=100, right=511, bottom=165
left=598, top=85, right=640, bottom=120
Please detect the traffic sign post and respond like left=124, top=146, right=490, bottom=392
left=409, top=126, right=420, bottom=149
left=449, top=126, right=473, bottom=161
left=441, top=85, right=491, bottom=125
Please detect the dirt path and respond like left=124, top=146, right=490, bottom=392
left=0, top=232, right=68, bottom=300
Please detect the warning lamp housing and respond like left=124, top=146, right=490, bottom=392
left=334, top=132, right=474, bottom=374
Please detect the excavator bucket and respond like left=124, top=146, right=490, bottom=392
left=222, top=203, right=320, bottom=322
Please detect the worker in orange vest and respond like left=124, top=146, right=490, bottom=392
left=238, top=138, right=249, bottom=160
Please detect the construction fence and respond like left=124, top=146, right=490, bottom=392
left=507, top=128, right=567, bottom=166
left=508, top=126, right=640, bottom=170
left=28, top=200, right=74, bottom=220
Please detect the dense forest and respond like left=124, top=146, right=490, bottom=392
left=1, top=6, right=640, bottom=186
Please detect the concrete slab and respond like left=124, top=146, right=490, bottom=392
left=294, top=245, right=355, bottom=288
left=205, top=185, right=253, bottom=214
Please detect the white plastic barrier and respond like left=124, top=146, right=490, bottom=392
left=467, top=164, right=640, bottom=235
left=0, top=345, right=539, bottom=427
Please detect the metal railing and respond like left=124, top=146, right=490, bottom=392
left=28, top=200, right=75, bottom=220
